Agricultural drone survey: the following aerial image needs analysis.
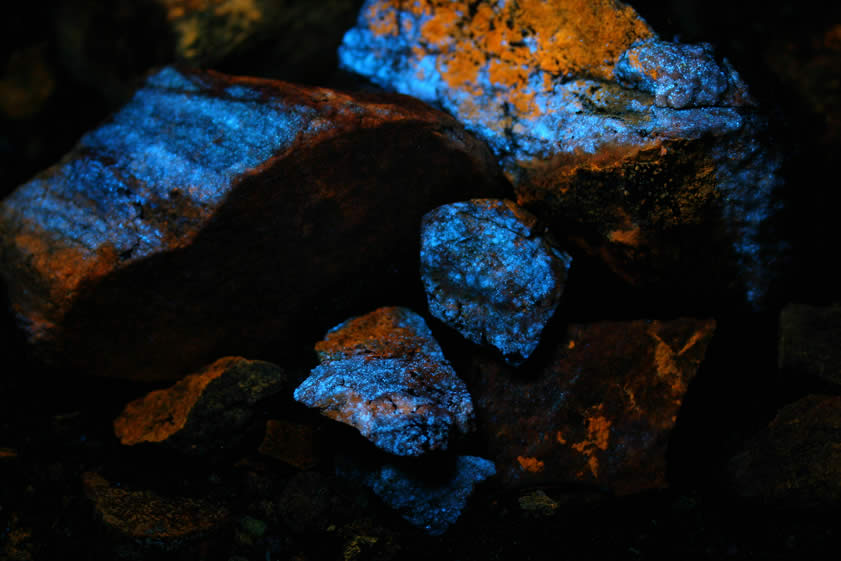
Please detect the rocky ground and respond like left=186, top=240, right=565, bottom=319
left=2, top=1, right=841, bottom=560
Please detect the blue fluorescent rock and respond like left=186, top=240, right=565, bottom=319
left=420, top=199, right=571, bottom=365
left=339, top=0, right=784, bottom=306
left=339, top=455, right=496, bottom=536
left=294, top=307, right=474, bottom=456
left=0, top=66, right=506, bottom=380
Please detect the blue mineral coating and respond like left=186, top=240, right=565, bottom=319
left=614, top=40, right=745, bottom=109
left=293, top=307, right=474, bottom=456
left=420, top=200, right=571, bottom=365
left=1, top=66, right=318, bottom=265
left=339, top=455, right=496, bottom=536
left=339, top=2, right=781, bottom=305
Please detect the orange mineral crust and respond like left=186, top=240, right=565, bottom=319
left=470, top=317, right=715, bottom=494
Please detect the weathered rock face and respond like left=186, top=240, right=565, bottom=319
left=294, top=307, right=474, bottom=456
left=0, top=66, right=506, bottom=381
left=779, top=304, right=841, bottom=387
left=82, top=472, right=229, bottom=553
left=338, top=455, right=495, bottom=536
left=470, top=318, right=715, bottom=494
left=729, top=395, right=841, bottom=507
left=113, top=356, right=285, bottom=454
left=339, top=0, right=782, bottom=306
left=420, top=199, right=571, bottom=365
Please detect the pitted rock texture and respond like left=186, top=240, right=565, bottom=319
left=0, top=66, right=506, bottom=381
left=340, top=0, right=782, bottom=306
left=420, top=199, right=571, bottom=365
left=339, top=455, right=495, bottom=536
left=470, top=318, right=715, bottom=494
left=113, top=356, right=285, bottom=454
left=729, top=395, right=841, bottom=507
left=294, top=307, right=474, bottom=456
left=82, top=472, right=229, bottom=552
left=779, top=304, right=841, bottom=387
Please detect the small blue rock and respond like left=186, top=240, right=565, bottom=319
left=421, top=199, right=571, bottom=365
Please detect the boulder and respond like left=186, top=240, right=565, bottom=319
left=420, top=199, right=571, bottom=365
left=0, top=66, right=506, bottom=380
left=294, top=307, right=474, bottom=456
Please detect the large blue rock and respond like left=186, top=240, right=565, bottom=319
left=294, top=307, right=475, bottom=456
left=339, top=455, right=496, bottom=535
left=420, top=199, right=571, bottom=365
left=0, top=66, right=506, bottom=380
left=339, top=0, right=784, bottom=307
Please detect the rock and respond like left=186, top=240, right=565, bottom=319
left=779, top=304, right=841, bottom=387
left=339, top=0, right=782, bottom=306
left=0, top=66, right=505, bottom=381
left=113, top=357, right=285, bottom=454
left=82, top=472, right=229, bottom=553
left=338, top=455, right=495, bottom=536
left=420, top=199, right=572, bottom=365
left=729, top=395, right=841, bottom=507
left=294, top=307, right=474, bottom=456
left=258, top=419, right=319, bottom=470
left=518, top=489, right=559, bottom=517
left=470, top=318, right=715, bottom=494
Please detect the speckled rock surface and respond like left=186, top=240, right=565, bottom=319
left=82, top=472, right=230, bottom=553
left=0, top=66, right=506, bottom=381
left=294, top=307, right=474, bottom=456
left=729, top=395, right=841, bottom=507
left=113, top=357, right=285, bottom=454
left=779, top=304, right=841, bottom=387
left=339, top=455, right=495, bottom=536
left=420, top=199, right=571, bottom=365
left=470, top=318, right=715, bottom=494
left=339, top=0, right=783, bottom=306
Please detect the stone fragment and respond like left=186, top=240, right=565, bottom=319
left=258, top=419, right=319, bottom=470
left=518, top=489, right=559, bottom=517
left=113, top=357, right=285, bottom=454
left=729, top=395, right=841, bottom=507
left=340, top=0, right=782, bottom=305
left=420, top=199, right=572, bottom=365
left=0, top=66, right=505, bottom=381
left=339, top=455, right=495, bottom=536
left=294, top=307, right=474, bottom=456
left=779, top=304, right=841, bottom=387
left=82, top=472, right=229, bottom=552
left=470, top=318, right=715, bottom=494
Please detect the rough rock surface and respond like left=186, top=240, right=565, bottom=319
left=729, top=395, right=841, bottom=507
left=294, top=307, right=474, bottom=456
left=779, top=304, right=841, bottom=386
left=339, top=455, right=496, bottom=536
left=113, top=357, right=285, bottom=454
left=258, top=419, right=319, bottom=470
left=420, top=199, right=571, bottom=365
left=470, top=318, right=715, bottom=494
left=0, top=66, right=506, bottom=381
left=339, top=0, right=782, bottom=305
left=82, top=472, right=229, bottom=552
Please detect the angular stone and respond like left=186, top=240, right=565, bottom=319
left=113, top=357, right=285, bottom=454
left=729, top=395, right=841, bottom=507
left=258, top=419, right=319, bottom=470
left=338, top=455, right=495, bottom=536
left=294, top=307, right=474, bottom=456
left=420, top=199, right=571, bottom=365
left=0, top=66, right=505, bottom=381
left=339, top=0, right=782, bottom=306
left=779, top=304, right=841, bottom=387
left=470, top=318, right=715, bottom=494
left=82, top=472, right=229, bottom=551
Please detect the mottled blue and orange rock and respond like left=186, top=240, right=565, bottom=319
left=294, top=307, right=474, bottom=456
left=113, top=356, right=285, bottom=454
left=470, top=317, right=715, bottom=495
left=340, top=0, right=783, bottom=306
left=420, top=199, right=571, bottom=365
left=0, top=66, right=506, bottom=381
